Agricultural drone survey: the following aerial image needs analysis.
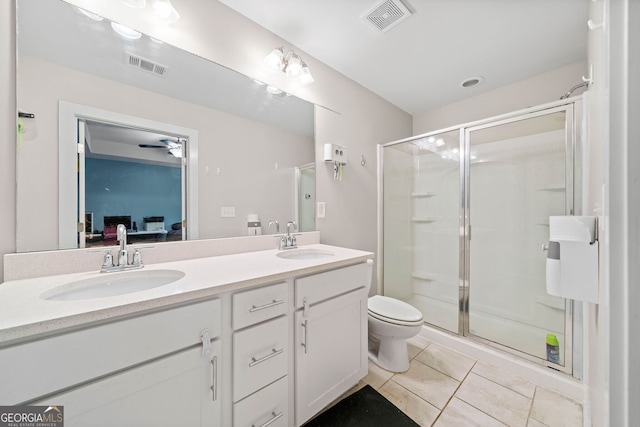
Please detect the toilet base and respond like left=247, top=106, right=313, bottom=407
left=367, top=336, right=410, bottom=373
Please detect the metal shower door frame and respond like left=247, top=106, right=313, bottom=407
left=378, top=97, right=582, bottom=376
left=460, top=102, right=577, bottom=375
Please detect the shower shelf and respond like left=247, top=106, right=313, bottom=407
left=411, top=192, right=436, bottom=198
left=411, top=272, right=437, bottom=281
left=411, top=217, right=437, bottom=223
left=537, top=184, right=565, bottom=192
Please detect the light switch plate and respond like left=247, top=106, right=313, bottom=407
left=221, top=207, right=235, bottom=217
left=317, top=202, right=326, bottom=219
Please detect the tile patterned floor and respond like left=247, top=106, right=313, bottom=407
left=352, top=335, right=583, bottom=427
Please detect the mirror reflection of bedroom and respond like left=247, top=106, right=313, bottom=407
left=82, top=120, right=185, bottom=248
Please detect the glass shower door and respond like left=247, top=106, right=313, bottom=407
left=383, top=130, right=461, bottom=333
left=465, top=109, right=571, bottom=367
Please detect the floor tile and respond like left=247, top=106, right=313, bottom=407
left=454, top=372, right=531, bottom=427
left=526, top=418, right=547, bottom=427
left=472, top=361, right=536, bottom=398
left=408, top=334, right=432, bottom=360
left=529, top=387, right=583, bottom=427
left=393, top=359, right=460, bottom=409
left=434, top=397, right=507, bottom=427
left=416, top=343, right=476, bottom=381
left=362, top=360, right=394, bottom=389
left=379, top=380, right=440, bottom=426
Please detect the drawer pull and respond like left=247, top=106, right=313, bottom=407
left=252, top=411, right=284, bottom=427
left=249, top=348, right=284, bottom=367
left=250, top=299, right=285, bottom=313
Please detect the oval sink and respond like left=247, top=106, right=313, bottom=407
left=276, top=249, right=335, bottom=260
left=41, top=269, right=185, bottom=301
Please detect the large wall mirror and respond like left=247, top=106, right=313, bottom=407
left=16, top=0, right=316, bottom=253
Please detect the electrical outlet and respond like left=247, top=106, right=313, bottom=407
left=221, top=206, right=235, bottom=217
left=317, top=202, right=326, bottom=219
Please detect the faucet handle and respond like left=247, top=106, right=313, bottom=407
left=103, top=249, right=114, bottom=268
left=131, top=245, right=154, bottom=267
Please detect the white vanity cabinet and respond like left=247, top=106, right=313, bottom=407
left=232, top=282, right=289, bottom=427
left=1, top=298, right=222, bottom=427
left=32, top=341, right=221, bottom=427
left=294, top=262, right=372, bottom=426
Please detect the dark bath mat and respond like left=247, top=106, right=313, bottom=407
left=303, top=384, right=419, bottom=427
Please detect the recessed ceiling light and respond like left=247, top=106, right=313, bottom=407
left=460, top=76, right=484, bottom=88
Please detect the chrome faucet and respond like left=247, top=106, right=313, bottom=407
left=97, top=223, right=151, bottom=273
left=268, top=220, right=280, bottom=234
left=117, top=224, right=128, bottom=268
left=277, top=221, right=300, bottom=250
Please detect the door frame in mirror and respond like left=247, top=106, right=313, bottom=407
left=58, top=101, right=199, bottom=249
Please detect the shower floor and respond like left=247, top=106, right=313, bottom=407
left=403, top=294, right=566, bottom=364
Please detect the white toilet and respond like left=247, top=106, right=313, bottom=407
left=367, top=295, right=423, bottom=372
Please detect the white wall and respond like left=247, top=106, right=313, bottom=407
left=606, top=0, right=640, bottom=425
left=0, top=2, right=16, bottom=281
left=16, top=57, right=313, bottom=252
left=413, top=61, right=587, bottom=135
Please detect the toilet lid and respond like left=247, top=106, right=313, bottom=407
left=368, top=295, right=423, bottom=325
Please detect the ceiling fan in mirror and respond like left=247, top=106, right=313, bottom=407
left=139, top=137, right=184, bottom=157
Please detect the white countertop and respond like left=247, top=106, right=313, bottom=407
left=0, top=244, right=373, bottom=345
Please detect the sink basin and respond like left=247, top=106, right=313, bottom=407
left=41, top=269, right=185, bottom=301
left=276, top=248, right=335, bottom=260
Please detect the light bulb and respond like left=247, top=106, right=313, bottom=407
left=264, top=48, right=284, bottom=71
left=111, top=22, right=142, bottom=40
left=285, top=54, right=302, bottom=77
left=152, top=0, right=180, bottom=23
left=299, top=64, right=314, bottom=84
left=75, top=7, right=104, bottom=21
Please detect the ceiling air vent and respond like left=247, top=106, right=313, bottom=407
left=363, top=0, right=412, bottom=33
left=125, top=52, right=169, bottom=78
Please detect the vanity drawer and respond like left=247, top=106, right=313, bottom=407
left=295, top=262, right=371, bottom=308
left=233, top=316, right=288, bottom=402
left=0, top=298, right=221, bottom=405
left=233, top=281, right=288, bottom=330
left=233, top=376, right=288, bottom=427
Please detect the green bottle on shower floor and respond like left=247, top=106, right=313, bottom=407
left=546, top=334, right=560, bottom=364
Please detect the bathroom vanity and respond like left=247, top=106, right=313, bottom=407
left=0, top=244, right=373, bottom=427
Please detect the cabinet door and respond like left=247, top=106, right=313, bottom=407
left=295, top=288, right=368, bottom=426
left=33, top=342, right=221, bottom=427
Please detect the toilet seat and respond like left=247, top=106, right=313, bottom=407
left=368, top=295, right=423, bottom=326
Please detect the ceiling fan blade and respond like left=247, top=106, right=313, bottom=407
left=138, top=144, right=167, bottom=148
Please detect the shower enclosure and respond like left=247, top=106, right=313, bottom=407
left=379, top=98, right=582, bottom=373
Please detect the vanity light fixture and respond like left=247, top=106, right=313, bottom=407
left=264, top=47, right=314, bottom=84
left=152, top=0, right=180, bottom=23
left=111, top=22, right=142, bottom=40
